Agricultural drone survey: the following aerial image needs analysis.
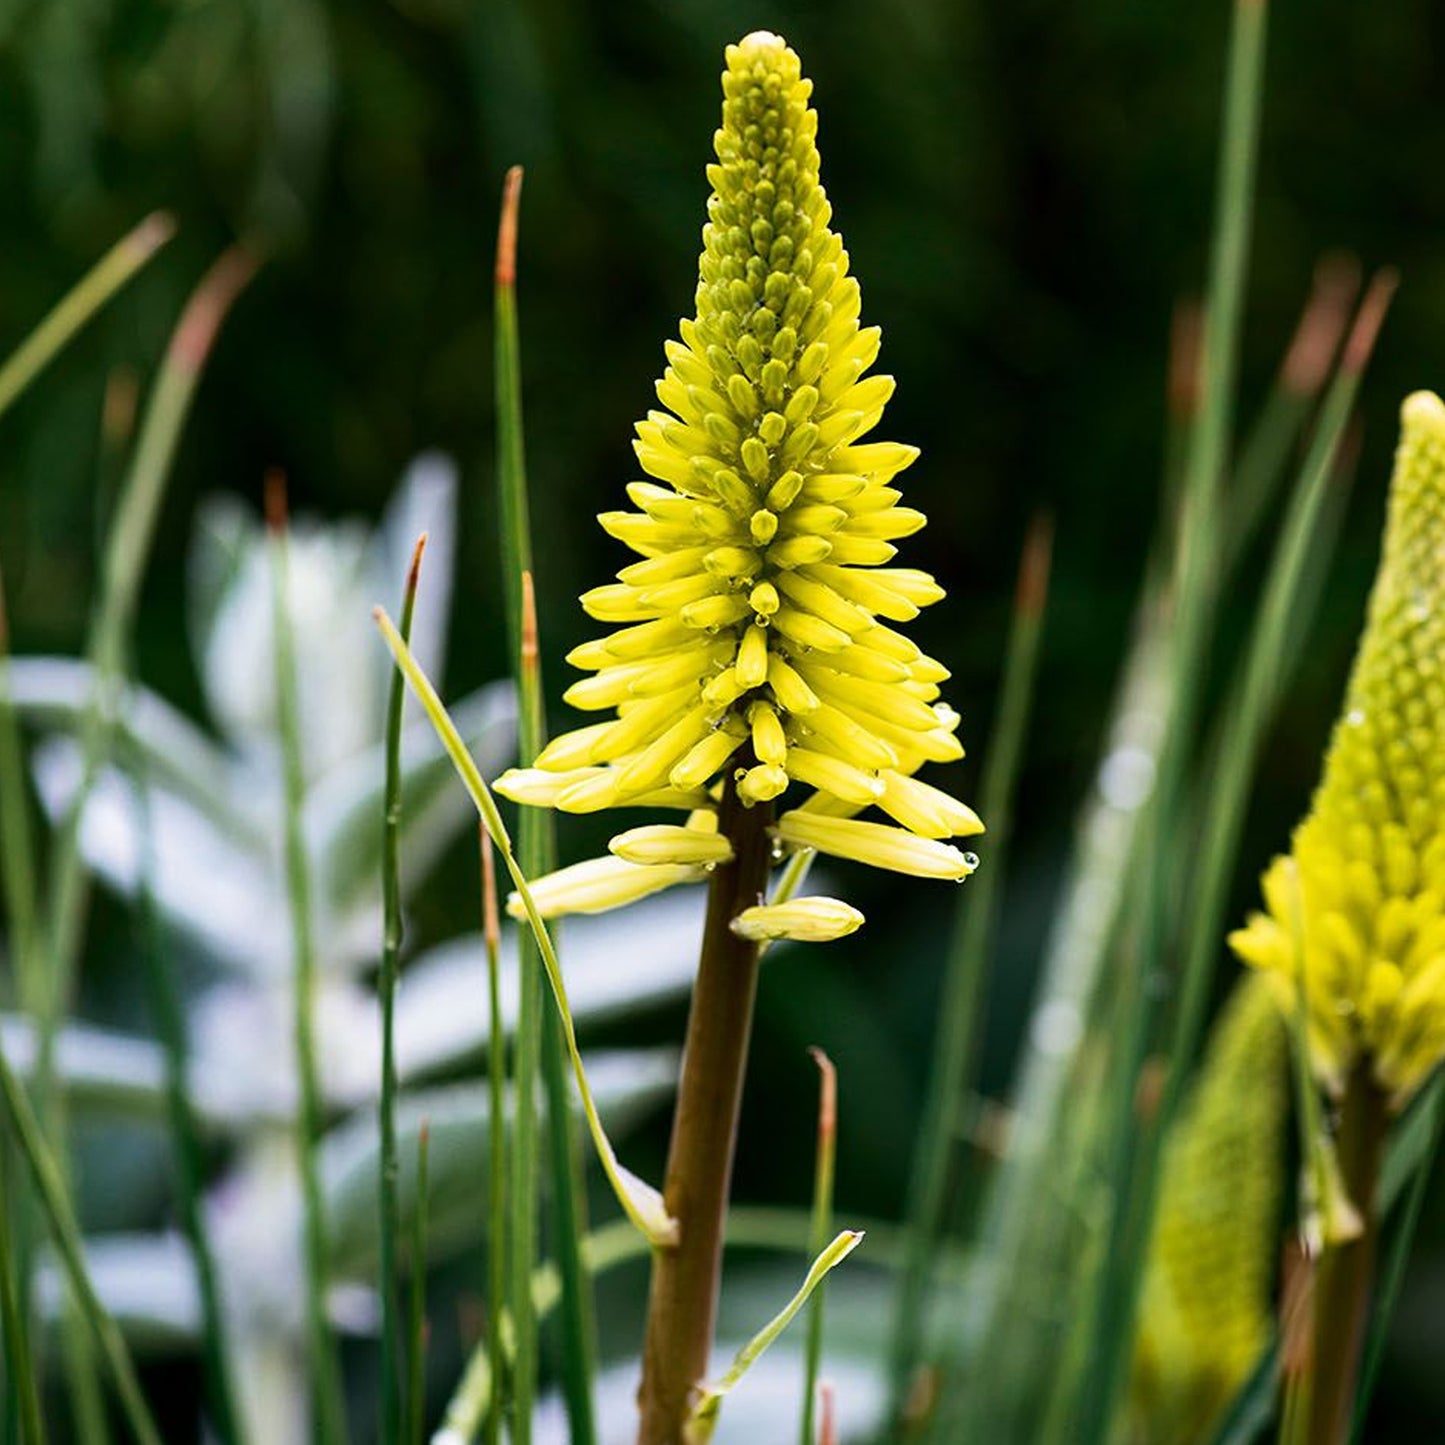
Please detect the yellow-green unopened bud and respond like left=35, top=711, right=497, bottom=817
left=1130, top=974, right=1287, bottom=1445
left=730, top=897, right=864, bottom=942
left=492, top=30, right=980, bottom=935
left=609, top=824, right=735, bottom=867
left=776, top=810, right=978, bottom=880
left=506, top=856, right=709, bottom=921
left=1229, top=392, right=1445, bottom=1103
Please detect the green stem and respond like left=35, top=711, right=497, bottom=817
left=636, top=776, right=775, bottom=1445
left=267, top=479, right=349, bottom=1445
left=800, top=1050, right=837, bottom=1445
left=132, top=771, right=241, bottom=1445
left=1306, top=1073, right=1388, bottom=1445
left=887, top=516, right=1051, bottom=1423
left=0, top=1138, right=42, bottom=1445
left=0, top=213, right=174, bottom=421
left=0, top=1040, right=163, bottom=1445
left=379, top=537, right=427, bottom=1445
left=409, top=1126, right=432, bottom=1445
left=480, top=832, right=508, bottom=1445
left=493, top=163, right=597, bottom=1443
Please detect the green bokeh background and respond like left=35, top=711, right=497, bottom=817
left=2, top=0, right=1445, bottom=1435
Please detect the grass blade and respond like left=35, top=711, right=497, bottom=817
left=0, top=1042, right=163, bottom=1445
left=267, top=474, right=349, bottom=1445
left=480, top=828, right=508, bottom=1445
left=800, top=1048, right=838, bottom=1445
left=887, top=515, right=1052, bottom=1420
left=0, top=1137, right=42, bottom=1444
left=1079, top=270, right=1395, bottom=1445
left=0, top=213, right=174, bottom=421
left=493, top=164, right=599, bottom=1444
left=373, top=610, right=677, bottom=1247
left=686, top=1231, right=865, bottom=1444
left=410, top=1123, right=432, bottom=1445
left=380, top=535, right=429, bottom=1445
left=131, top=772, right=241, bottom=1445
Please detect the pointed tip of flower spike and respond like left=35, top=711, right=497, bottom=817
left=731, top=897, right=864, bottom=942
left=1402, top=388, right=1445, bottom=434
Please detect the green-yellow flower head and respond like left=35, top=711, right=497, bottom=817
left=1130, top=975, right=1287, bottom=1443
left=496, top=32, right=981, bottom=924
left=1230, top=391, right=1445, bottom=1104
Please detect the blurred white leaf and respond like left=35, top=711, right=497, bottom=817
left=396, top=886, right=707, bottom=1080
left=323, top=1047, right=678, bottom=1274
left=2, top=656, right=262, bottom=844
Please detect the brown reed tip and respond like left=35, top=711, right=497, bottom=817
left=496, top=166, right=524, bottom=289
left=263, top=467, right=289, bottom=535
left=818, top=1379, right=837, bottom=1445
left=1015, top=512, right=1054, bottom=620
left=1343, top=267, right=1400, bottom=375
left=406, top=532, right=429, bottom=602
left=479, top=822, right=501, bottom=954
left=171, top=246, right=259, bottom=375
left=1281, top=253, right=1361, bottom=398
left=520, top=570, right=539, bottom=673
left=128, top=210, right=178, bottom=260
left=808, top=1046, right=837, bottom=1142
left=1167, top=297, right=1206, bottom=423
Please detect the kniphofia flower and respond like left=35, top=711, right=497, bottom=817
left=495, top=30, right=981, bottom=934
left=1130, top=974, right=1287, bottom=1443
left=1230, top=391, right=1445, bottom=1105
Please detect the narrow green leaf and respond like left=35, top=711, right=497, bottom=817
left=373, top=611, right=677, bottom=1247
left=685, top=1231, right=865, bottom=1444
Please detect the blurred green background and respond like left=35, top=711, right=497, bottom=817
left=2, top=0, right=1445, bottom=1435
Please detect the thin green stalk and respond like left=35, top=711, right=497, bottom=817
left=800, top=1050, right=837, bottom=1445
left=267, top=476, right=349, bottom=1445
left=36, top=246, right=256, bottom=1445
left=492, top=163, right=597, bottom=1444
left=0, top=213, right=174, bottom=421
left=0, top=569, right=40, bottom=1405
left=1070, top=4, right=1271, bottom=1437
left=0, top=1039, right=163, bottom=1445
left=1081, top=270, right=1392, bottom=1445
left=410, top=1125, right=432, bottom=1445
left=887, top=516, right=1052, bottom=1421
left=1350, top=1074, right=1445, bottom=1441
left=380, top=535, right=429, bottom=1445
left=0, top=1137, right=42, bottom=1445
left=373, top=611, right=675, bottom=1246
left=480, top=830, right=508, bottom=1445
left=131, top=768, right=241, bottom=1445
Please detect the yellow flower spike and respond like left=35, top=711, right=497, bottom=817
left=1229, top=391, right=1445, bottom=1104
left=1130, top=975, right=1288, bottom=1444
left=495, top=29, right=977, bottom=937
left=730, top=897, right=864, bottom=943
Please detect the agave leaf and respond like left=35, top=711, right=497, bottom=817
left=29, top=735, right=287, bottom=976
left=323, top=1048, right=678, bottom=1275
left=32, top=1233, right=200, bottom=1356
left=3, top=656, right=260, bottom=845
left=308, top=681, right=515, bottom=922
left=394, top=885, right=707, bottom=1081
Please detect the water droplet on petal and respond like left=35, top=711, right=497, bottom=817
left=962, top=851, right=980, bottom=871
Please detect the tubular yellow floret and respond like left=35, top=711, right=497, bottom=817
left=507, top=855, right=710, bottom=920
left=1229, top=391, right=1445, bottom=1104
left=730, top=897, right=865, bottom=942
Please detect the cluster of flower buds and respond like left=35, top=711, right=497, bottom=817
left=495, top=32, right=981, bottom=940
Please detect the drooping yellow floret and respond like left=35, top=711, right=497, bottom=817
left=1130, top=975, right=1287, bottom=1445
left=495, top=32, right=978, bottom=922
left=1229, top=391, right=1445, bottom=1103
